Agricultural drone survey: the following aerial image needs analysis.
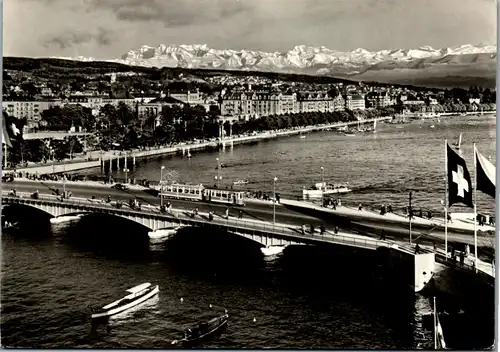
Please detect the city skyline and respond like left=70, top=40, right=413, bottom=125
left=4, top=0, right=497, bottom=59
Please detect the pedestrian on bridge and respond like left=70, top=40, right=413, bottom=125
left=358, top=204, right=363, bottom=211
left=238, top=211, right=243, bottom=219
left=209, top=212, right=214, bottom=221
left=310, top=224, right=315, bottom=234
left=319, top=224, right=325, bottom=235
left=334, top=226, right=339, bottom=235
left=380, top=230, right=386, bottom=240
left=415, top=244, right=421, bottom=254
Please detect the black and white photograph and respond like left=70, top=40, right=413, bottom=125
left=1, top=0, right=497, bottom=349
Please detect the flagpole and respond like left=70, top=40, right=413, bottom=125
left=3, top=142, right=7, bottom=171
left=433, top=296, right=437, bottom=350
left=444, top=139, right=448, bottom=259
left=473, top=143, right=478, bottom=272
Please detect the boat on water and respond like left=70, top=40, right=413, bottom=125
left=50, top=214, right=83, bottom=224
left=148, top=226, right=184, bottom=240
left=453, top=133, right=462, bottom=151
left=299, top=135, right=306, bottom=139
left=172, top=311, right=229, bottom=345
left=303, top=182, right=351, bottom=197
left=233, top=179, right=249, bottom=185
left=91, top=282, right=159, bottom=319
left=2, top=220, right=19, bottom=229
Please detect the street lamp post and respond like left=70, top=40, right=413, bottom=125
left=216, top=157, right=220, bottom=188
left=124, top=168, right=129, bottom=184
left=409, top=191, right=413, bottom=244
left=320, top=166, right=324, bottom=200
left=63, top=160, right=66, bottom=194
left=273, top=177, right=278, bottom=226
left=160, top=165, right=165, bottom=207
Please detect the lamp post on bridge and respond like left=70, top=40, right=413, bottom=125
left=63, top=159, right=66, bottom=194
left=124, top=168, right=129, bottom=184
left=160, top=165, right=165, bottom=207
left=273, top=177, right=278, bottom=227
left=409, top=190, right=413, bottom=244
left=216, top=157, right=220, bottom=188
left=320, top=166, right=324, bottom=196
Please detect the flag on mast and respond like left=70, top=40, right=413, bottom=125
left=447, top=144, right=473, bottom=208
left=2, top=111, right=24, bottom=148
left=475, top=146, right=496, bottom=198
left=435, top=312, right=447, bottom=349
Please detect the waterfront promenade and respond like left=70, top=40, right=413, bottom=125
left=9, top=117, right=391, bottom=175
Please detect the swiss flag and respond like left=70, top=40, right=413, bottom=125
left=2, top=111, right=24, bottom=148
left=447, top=143, right=473, bottom=208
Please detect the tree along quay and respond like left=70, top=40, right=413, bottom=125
left=8, top=117, right=390, bottom=175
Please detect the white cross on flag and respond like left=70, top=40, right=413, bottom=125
left=2, top=111, right=24, bottom=148
left=447, top=144, right=473, bottom=208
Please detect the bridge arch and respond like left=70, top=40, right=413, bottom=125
left=2, top=200, right=161, bottom=233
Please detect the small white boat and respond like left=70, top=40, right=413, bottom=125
left=299, top=135, right=306, bottom=139
left=91, top=282, right=159, bottom=319
left=430, top=125, right=435, bottom=128
left=50, top=215, right=83, bottom=224
left=2, top=221, right=19, bottom=229
left=233, top=179, right=249, bottom=185
left=302, top=182, right=351, bottom=198
left=261, top=246, right=286, bottom=256
left=148, top=226, right=183, bottom=239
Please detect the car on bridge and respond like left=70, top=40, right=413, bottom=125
left=112, top=183, right=129, bottom=191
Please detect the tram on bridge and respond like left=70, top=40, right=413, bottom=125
left=156, top=183, right=245, bottom=206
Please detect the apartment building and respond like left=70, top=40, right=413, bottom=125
left=296, top=92, right=334, bottom=113
left=344, top=94, right=366, bottom=110
left=366, top=91, right=392, bottom=108
left=137, top=96, right=184, bottom=118
left=221, top=91, right=298, bottom=120
left=2, top=100, right=62, bottom=121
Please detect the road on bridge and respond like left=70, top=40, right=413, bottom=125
left=4, top=179, right=494, bottom=254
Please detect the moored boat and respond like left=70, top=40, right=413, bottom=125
left=172, top=311, right=229, bottom=345
left=233, top=179, right=249, bottom=185
left=91, top=282, right=159, bottom=319
left=302, top=182, right=351, bottom=198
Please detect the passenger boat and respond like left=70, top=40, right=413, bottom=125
left=91, top=282, right=159, bottom=319
left=172, top=311, right=229, bottom=345
left=233, top=179, right=249, bottom=185
left=302, top=182, right=351, bottom=198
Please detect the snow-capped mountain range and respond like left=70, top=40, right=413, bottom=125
left=53, top=43, right=497, bottom=87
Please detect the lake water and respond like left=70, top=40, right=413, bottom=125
left=2, top=115, right=496, bottom=349
left=81, top=115, right=496, bottom=213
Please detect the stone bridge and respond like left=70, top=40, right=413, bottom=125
left=2, top=191, right=436, bottom=293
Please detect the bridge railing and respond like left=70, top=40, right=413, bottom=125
left=2, top=191, right=395, bottom=251
left=434, top=251, right=494, bottom=280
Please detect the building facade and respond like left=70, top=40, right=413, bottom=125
left=2, top=100, right=62, bottom=121
left=344, top=94, right=366, bottom=110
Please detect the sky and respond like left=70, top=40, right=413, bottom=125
left=3, top=0, right=497, bottom=59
